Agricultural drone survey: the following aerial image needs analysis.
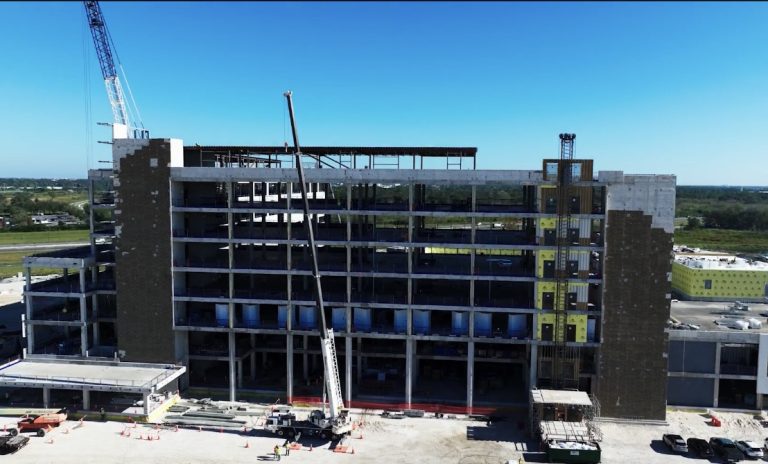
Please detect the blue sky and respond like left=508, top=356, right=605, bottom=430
left=1, top=2, right=767, bottom=185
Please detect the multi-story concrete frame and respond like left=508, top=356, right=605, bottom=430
left=22, top=169, right=117, bottom=358
left=100, top=138, right=675, bottom=420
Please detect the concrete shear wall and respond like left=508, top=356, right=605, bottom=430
left=113, top=139, right=177, bottom=363
left=596, top=210, right=673, bottom=419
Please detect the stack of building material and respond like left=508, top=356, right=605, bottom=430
left=164, top=409, right=249, bottom=430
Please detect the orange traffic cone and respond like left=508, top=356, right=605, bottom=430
left=244, top=441, right=250, bottom=448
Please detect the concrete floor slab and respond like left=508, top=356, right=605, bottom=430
left=0, top=358, right=184, bottom=393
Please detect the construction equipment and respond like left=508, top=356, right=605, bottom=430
left=83, top=1, right=148, bottom=140
left=263, top=92, right=352, bottom=440
left=8, top=411, right=67, bottom=437
left=0, top=435, right=29, bottom=455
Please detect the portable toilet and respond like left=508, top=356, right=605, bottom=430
left=354, top=307, right=372, bottom=332
left=215, top=304, right=228, bottom=327
left=243, top=304, right=259, bottom=328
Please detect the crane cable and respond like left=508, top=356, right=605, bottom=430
left=82, top=16, right=93, bottom=171
left=103, top=9, right=145, bottom=131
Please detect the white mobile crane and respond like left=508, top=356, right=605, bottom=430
left=263, top=92, right=352, bottom=440
left=83, top=1, right=148, bottom=140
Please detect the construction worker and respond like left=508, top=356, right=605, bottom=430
left=283, top=441, right=290, bottom=456
left=273, top=444, right=281, bottom=461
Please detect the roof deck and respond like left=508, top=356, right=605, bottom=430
left=0, top=357, right=185, bottom=394
left=670, top=300, right=768, bottom=334
left=183, top=145, right=478, bottom=170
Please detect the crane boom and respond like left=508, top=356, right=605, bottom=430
left=284, top=91, right=346, bottom=424
left=83, top=1, right=146, bottom=139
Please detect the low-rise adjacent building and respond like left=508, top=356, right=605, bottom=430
left=672, top=249, right=768, bottom=303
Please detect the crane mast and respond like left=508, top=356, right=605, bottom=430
left=284, top=91, right=346, bottom=424
left=83, top=1, right=147, bottom=139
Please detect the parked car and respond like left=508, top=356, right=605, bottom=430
left=663, top=434, right=688, bottom=453
left=687, top=437, right=714, bottom=458
left=735, top=440, right=763, bottom=459
left=710, top=437, right=743, bottom=462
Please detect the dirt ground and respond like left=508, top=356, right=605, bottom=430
left=1, top=408, right=768, bottom=463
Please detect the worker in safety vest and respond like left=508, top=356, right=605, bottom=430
left=274, top=444, right=281, bottom=461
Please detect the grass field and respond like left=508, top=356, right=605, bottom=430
left=0, top=250, right=62, bottom=279
left=0, top=229, right=89, bottom=246
left=0, top=229, right=89, bottom=278
left=674, top=228, right=768, bottom=254
left=0, top=191, right=87, bottom=205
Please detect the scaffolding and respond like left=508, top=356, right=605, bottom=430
left=529, top=388, right=601, bottom=442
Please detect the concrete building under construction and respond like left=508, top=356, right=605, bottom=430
left=17, top=136, right=676, bottom=420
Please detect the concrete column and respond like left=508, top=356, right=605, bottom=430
left=237, top=360, right=243, bottom=389
left=80, top=294, right=88, bottom=356
left=413, top=340, right=419, bottom=385
left=345, top=336, right=353, bottom=404
left=83, top=389, right=90, bottom=410
left=713, top=342, right=722, bottom=407
left=25, top=272, right=34, bottom=353
left=88, top=178, right=96, bottom=255
left=467, top=341, right=474, bottom=412
left=287, top=334, right=294, bottom=402
left=356, top=338, right=363, bottom=383
left=79, top=267, right=86, bottom=293
left=79, top=267, right=88, bottom=356
left=24, top=266, right=31, bottom=300
left=143, top=392, right=150, bottom=416
left=228, top=332, right=236, bottom=402
left=91, top=294, right=100, bottom=346
left=303, top=335, right=309, bottom=381
left=43, top=387, right=50, bottom=408
left=405, top=338, right=413, bottom=407
left=250, top=334, right=256, bottom=381
left=227, top=181, right=236, bottom=403
left=529, top=345, right=538, bottom=389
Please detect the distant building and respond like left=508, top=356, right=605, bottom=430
left=672, top=249, right=768, bottom=303
left=668, top=300, right=768, bottom=410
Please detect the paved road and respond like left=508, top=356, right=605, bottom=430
left=0, top=242, right=89, bottom=252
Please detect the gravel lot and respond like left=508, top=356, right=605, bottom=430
left=1, top=408, right=767, bottom=463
